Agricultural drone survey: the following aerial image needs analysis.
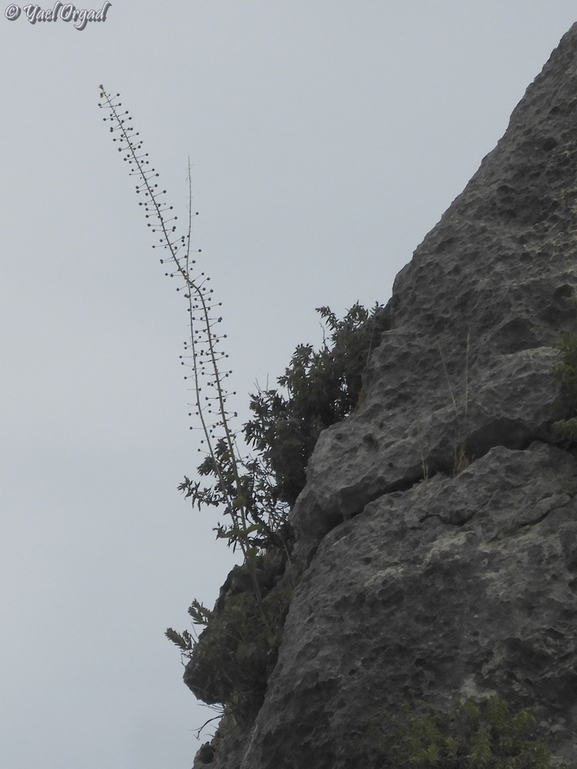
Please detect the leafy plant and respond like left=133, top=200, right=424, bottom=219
left=164, top=302, right=388, bottom=724
left=184, top=582, right=293, bottom=725
left=244, top=302, right=388, bottom=505
left=99, top=87, right=389, bottom=727
left=358, top=696, right=566, bottom=769
left=178, top=438, right=290, bottom=551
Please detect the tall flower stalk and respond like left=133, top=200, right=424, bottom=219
left=98, top=86, right=275, bottom=616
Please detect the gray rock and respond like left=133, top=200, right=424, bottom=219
left=190, top=22, right=577, bottom=769
left=239, top=443, right=577, bottom=768
left=192, top=742, right=215, bottom=767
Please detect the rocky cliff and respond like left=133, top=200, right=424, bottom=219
left=189, top=23, right=577, bottom=769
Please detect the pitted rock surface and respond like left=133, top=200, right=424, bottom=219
left=237, top=444, right=577, bottom=768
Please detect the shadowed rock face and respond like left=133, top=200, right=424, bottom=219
left=192, top=23, right=577, bottom=769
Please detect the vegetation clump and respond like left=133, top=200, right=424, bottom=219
left=98, top=86, right=388, bottom=726
left=166, top=552, right=293, bottom=725
left=244, top=303, right=388, bottom=506
left=168, top=303, right=387, bottom=722
left=358, top=696, right=567, bottom=769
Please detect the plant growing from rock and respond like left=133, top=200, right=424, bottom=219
left=170, top=304, right=388, bottom=724
left=97, top=86, right=280, bottom=626
left=98, top=86, right=389, bottom=725
left=357, top=696, right=566, bottom=769
left=183, top=579, right=294, bottom=726
left=98, top=86, right=388, bottom=519
left=244, top=303, right=388, bottom=505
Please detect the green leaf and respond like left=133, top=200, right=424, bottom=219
left=164, top=627, right=193, bottom=651
left=470, top=726, right=492, bottom=768
left=187, top=599, right=214, bottom=626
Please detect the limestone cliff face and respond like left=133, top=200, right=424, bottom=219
left=191, top=24, right=577, bottom=769
left=293, top=21, right=577, bottom=562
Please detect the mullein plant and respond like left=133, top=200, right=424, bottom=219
left=97, top=87, right=286, bottom=634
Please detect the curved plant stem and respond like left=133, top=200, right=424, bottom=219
left=98, top=86, right=268, bottom=620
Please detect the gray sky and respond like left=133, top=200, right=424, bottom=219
left=1, top=3, right=575, bottom=767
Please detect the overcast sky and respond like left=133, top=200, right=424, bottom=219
left=1, top=3, right=576, bottom=768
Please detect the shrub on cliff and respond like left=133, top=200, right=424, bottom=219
left=98, top=88, right=390, bottom=728
left=244, top=303, right=388, bottom=506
